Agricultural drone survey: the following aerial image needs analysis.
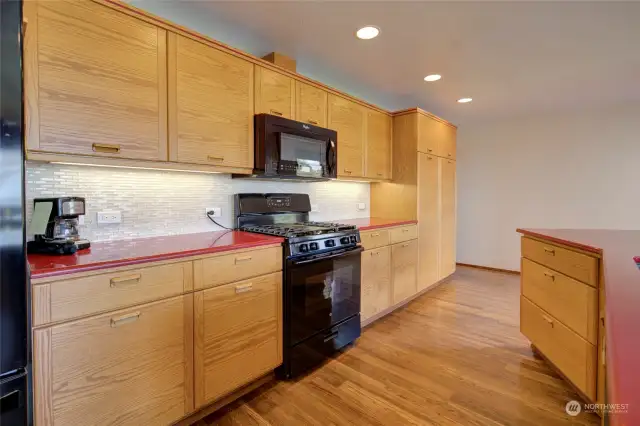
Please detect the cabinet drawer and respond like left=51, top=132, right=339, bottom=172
left=389, top=224, right=418, bottom=244
left=34, top=261, right=192, bottom=326
left=520, top=296, right=596, bottom=400
left=360, top=229, right=390, bottom=250
left=522, top=258, right=598, bottom=343
left=195, top=272, right=282, bottom=407
left=33, top=295, right=193, bottom=426
left=521, top=237, right=598, bottom=287
left=194, top=246, right=282, bottom=290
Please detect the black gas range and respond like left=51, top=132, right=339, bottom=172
left=235, top=193, right=362, bottom=378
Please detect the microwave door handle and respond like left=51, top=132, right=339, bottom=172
left=327, top=139, right=337, bottom=174
left=291, top=246, right=363, bottom=266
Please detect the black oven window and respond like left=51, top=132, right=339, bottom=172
left=280, top=133, right=326, bottom=177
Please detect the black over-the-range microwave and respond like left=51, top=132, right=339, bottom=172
left=234, top=114, right=337, bottom=181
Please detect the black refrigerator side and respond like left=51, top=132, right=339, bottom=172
left=1, top=0, right=31, bottom=425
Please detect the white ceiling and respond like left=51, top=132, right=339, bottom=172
left=131, top=0, right=640, bottom=125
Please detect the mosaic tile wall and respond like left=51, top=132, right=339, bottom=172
left=25, top=163, right=371, bottom=242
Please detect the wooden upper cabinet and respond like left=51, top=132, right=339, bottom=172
left=24, top=0, right=168, bottom=161
left=33, top=295, right=193, bottom=426
left=254, top=66, right=295, bottom=119
left=438, top=125, right=457, bottom=160
left=169, top=33, right=254, bottom=170
left=418, top=153, right=440, bottom=290
left=417, top=114, right=438, bottom=155
left=295, top=81, right=328, bottom=127
left=365, top=109, right=392, bottom=180
left=328, top=95, right=365, bottom=177
left=439, top=158, right=457, bottom=278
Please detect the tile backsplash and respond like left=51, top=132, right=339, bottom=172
left=26, top=163, right=370, bottom=242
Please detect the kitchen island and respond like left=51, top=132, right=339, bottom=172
left=517, top=229, right=640, bottom=426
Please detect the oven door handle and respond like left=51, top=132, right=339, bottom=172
left=291, top=246, right=363, bottom=266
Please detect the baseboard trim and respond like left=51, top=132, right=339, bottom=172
left=456, top=262, right=520, bottom=275
left=361, top=274, right=453, bottom=328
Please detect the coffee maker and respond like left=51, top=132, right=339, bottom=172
left=27, top=197, right=91, bottom=255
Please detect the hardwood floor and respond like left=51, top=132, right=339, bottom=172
left=197, top=266, right=599, bottom=426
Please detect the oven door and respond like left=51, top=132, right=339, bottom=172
left=286, top=246, right=362, bottom=346
left=277, top=132, right=336, bottom=179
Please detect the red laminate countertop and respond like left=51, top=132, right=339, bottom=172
left=339, top=217, right=417, bottom=231
left=28, top=231, right=283, bottom=279
left=518, top=228, right=640, bottom=426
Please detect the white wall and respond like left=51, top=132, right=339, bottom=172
left=457, top=105, right=640, bottom=271
left=26, top=164, right=370, bottom=242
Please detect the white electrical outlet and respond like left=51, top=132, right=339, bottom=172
left=97, top=211, right=121, bottom=224
left=311, top=204, right=319, bottom=212
left=356, top=203, right=366, bottom=211
left=205, top=207, right=222, bottom=218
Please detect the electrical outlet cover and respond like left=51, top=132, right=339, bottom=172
left=356, top=203, right=366, bottom=211
left=97, top=211, right=121, bottom=224
left=205, top=207, right=222, bottom=218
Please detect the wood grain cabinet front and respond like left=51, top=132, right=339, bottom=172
left=439, top=158, right=457, bottom=279
left=33, top=295, right=194, bottom=426
left=391, top=239, right=418, bottom=305
left=361, top=246, right=391, bottom=321
left=364, top=109, right=392, bottom=180
left=168, top=33, right=254, bottom=171
left=328, top=94, right=365, bottom=178
left=417, top=153, right=440, bottom=290
left=194, top=273, right=282, bottom=408
left=254, top=66, right=295, bottom=119
left=360, top=229, right=391, bottom=250
left=295, top=81, right=328, bottom=127
left=24, top=0, right=168, bottom=161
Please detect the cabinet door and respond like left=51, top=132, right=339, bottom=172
left=391, top=240, right=418, bottom=304
left=440, top=158, right=457, bottom=278
left=33, top=295, right=193, bottom=426
left=255, top=66, right=295, bottom=119
left=438, top=125, right=457, bottom=160
left=295, top=81, right=328, bottom=127
left=24, top=0, right=167, bottom=160
left=361, top=246, right=391, bottom=321
left=418, top=153, right=440, bottom=290
left=417, top=114, right=438, bottom=155
left=169, top=34, right=253, bottom=169
left=328, top=95, right=365, bottom=177
left=365, top=109, right=392, bottom=180
left=194, top=273, right=281, bottom=408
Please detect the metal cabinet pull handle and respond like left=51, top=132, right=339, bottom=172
left=235, top=283, right=253, bottom=294
left=448, top=153, right=452, bottom=157
left=376, top=172, right=383, bottom=176
left=308, top=119, right=318, bottom=125
left=543, top=272, right=555, bottom=280
left=110, top=312, right=141, bottom=328
left=402, top=229, right=409, bottom=232
left=92, top=143, right=120, bottom=154
left=401, top=243, right=410, bottom=247
left=270, top=109, right=283, bottom=116
left=371, top=251, right=381, bottom=256
left=542, top=315, right=554, bottom=327
left=207, top=155, right=224, bottom=162
left=427, top=149, right=433, bottom=152
left=235, top=256, right=253, bottom=264
left=543, top=247, right=555, bottom=255
left=427, top=156, right=433, bottom=160
left=343, top=169, right=353, bottom=174
left=370, top=233, right=380, bottom=237
left=110, top=274, right=142, bottom=288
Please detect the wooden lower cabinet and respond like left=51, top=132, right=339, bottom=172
left=391, top=240, right=418, bottom=305
left=33, top=295, right=194, bottom=426
left=361, top=246, right=391, bottom=321
left=194, top=272, right=282, bottom=408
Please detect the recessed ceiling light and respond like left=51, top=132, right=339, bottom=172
left=457, top=98, right=473, bottom=103
left=356, top=26, right=380, bottom=40
left=424, top=74, right=441, bottom=82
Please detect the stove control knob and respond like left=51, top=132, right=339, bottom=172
left=324, top=240, right=335, bottom=248
left=309, top=242, right=319, bottom=250
left=299, top=244, right=309, bottom=252
left=350, top=235, right=357, bottom=243
left=340, top=237, right=350, bottom=244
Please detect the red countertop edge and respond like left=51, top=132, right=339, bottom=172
left=518, top=228, right=640, bottom=426
left=339, top=217, right=418, bottom=231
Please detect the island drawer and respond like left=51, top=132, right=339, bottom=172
left=33, top=261, right=192, bottom=326
left=521, top=258, right=598, bottom=344
left=388, top=224, right=418, bottom=244
left=520, top=296, right=596, bottom=400
left=360, top=229, right=390, bottom=250
left=521, top=237, right=598, bottom=287
left=193, top=245, right=282, bottom=290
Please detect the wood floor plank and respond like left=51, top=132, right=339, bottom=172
left=202, top=266, right=600, bottom=426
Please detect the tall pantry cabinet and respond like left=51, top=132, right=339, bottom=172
left=370, top=109, right=457, bottom=291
